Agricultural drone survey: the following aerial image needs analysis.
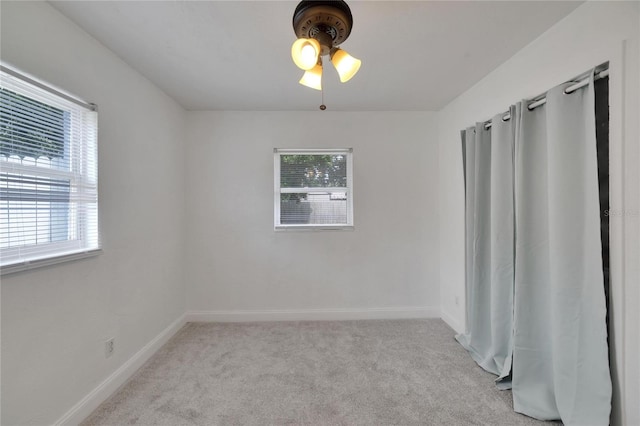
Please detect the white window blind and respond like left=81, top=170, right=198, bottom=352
left=0, top=67, right=99, bottom=273
left=274, top=148, right=353, bottom=230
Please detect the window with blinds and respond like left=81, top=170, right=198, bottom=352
left=0, top=67, right=99, bottom=273
left=274, top=148, right=353, bottom=229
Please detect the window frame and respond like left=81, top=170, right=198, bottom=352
left=273, top=148, right=354, bottom=231
left=0, top=65, right=100, bottom=275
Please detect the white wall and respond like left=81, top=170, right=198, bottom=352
left=0, top=2, right=187, bottom=425
left=436, top=2, right=640, bottom=424
left=185, top=111, right=440, bottom=319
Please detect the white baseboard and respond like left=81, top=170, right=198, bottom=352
left=440, top=309, right=464, bottom=334
left=186, top=306, right=440, bottom=323
left=55, top=314, right=187, bottom=426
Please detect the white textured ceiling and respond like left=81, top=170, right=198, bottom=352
left=50, top=1, right=581, bottom=111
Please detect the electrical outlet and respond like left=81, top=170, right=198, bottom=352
left=105, top=338, right=115, bottom=358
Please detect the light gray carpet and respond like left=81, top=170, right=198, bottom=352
left=82, top=319, right=560, bottom=425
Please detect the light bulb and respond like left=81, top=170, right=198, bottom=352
left=291, top=38, right=320, bottom=71
left=299, top=63, right=323, bottom=90
left=330, top=48, right=361, bottom=83
left=301, top=44, right=317, bottom=65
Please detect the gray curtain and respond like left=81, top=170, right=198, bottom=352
left=456, top=111, right=515, bottom=388
left=512, top=73, right=611, bottom=424
left=458, top=71, right=611, bottom=425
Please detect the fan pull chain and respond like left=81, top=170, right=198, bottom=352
left=320, top=70, right=326, bottom=110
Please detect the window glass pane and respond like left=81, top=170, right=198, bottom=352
left=0, top=173, right=70, bottom=249
left=280, top=192, right=348, bottom=225
left=0, top=88, right=67, bottom=161
left=280, top=154, right=347, bottom=188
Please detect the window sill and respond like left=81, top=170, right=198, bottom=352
left=275, top=225, right=354, bottom=232
left=1, top=248, right=103, bottom=276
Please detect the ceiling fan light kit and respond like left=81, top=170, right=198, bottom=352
left=330, top=48, right=361, bottom=83
left=299, top=62, right=324, bottom=90
left=291, top=38, right=321, bottom=71
left=290, top=0, right=361, bottom=92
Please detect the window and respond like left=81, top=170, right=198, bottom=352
left=274, top=148, right=353, bottom=229
left=1, top=66, right=99, bottom=273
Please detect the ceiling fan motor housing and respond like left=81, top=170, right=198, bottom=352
left=292, top=0, right=353, bottom=56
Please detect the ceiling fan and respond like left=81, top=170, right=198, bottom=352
left=290, top=0, right=362, bottom=92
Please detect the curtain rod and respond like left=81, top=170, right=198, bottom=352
left=0, top=64, right=97, bottom=112
left=484, top=65, right=609, bottom=130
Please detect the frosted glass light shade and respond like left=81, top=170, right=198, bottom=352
left=299, top=64, right=323, bottom=90
left=330, top=48, right=361, bottom=82
left=291, top=38, right=321, bottom=71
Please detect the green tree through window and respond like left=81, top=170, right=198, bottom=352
left=280, top=154, right=347, bottom=202
left=0, top=88, right=67, bottom=159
